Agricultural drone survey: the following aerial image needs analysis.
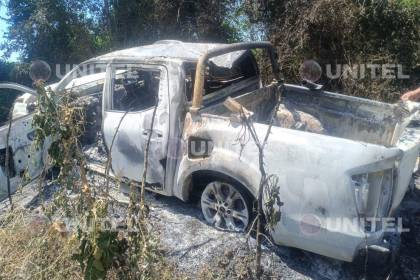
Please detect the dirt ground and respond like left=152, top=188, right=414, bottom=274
left=392, top=179, right=420, bottom=280
left=81, top=140, right=420, bottom=279
left=135, top=182, right=420, bottom=280
left=1, top=170, right=419, bottom=280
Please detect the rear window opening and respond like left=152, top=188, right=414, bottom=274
left=184, top=50, right=260, bottom=105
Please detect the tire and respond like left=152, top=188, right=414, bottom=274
left=200, top=180, right=252, bottom=232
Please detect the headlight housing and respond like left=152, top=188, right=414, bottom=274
left=351, top=169, right=394, bottom=231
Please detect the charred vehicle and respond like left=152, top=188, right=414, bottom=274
left=1, top=41, right=419, bottom=262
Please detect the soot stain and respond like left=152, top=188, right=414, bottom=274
left=117, top=131, right=143, bottom=164
left=316, top=206, right=327, bottom=216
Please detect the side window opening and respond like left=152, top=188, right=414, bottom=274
left=112, top=68, right=160, bottom=112
left=0, top=147, right=16, bottom=177
left=184, top=63, right=196, bottom=102
left=61, top=63, right=107, bottom=97
left=0, top=84, right=39, bottom=126
left=53, top=63, right=107, bottom=146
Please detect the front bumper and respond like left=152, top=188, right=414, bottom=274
left=270, top=214, right=399, bottom=262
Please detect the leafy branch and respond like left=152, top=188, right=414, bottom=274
left=228, top=83, right=284, bottom=279
left=31, top=82, right=164, bottom=279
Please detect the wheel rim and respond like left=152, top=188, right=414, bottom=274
left=201, top=181, right=249, bottom=232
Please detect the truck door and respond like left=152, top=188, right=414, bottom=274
left=0, top=83, right=46, bottom=199
left=102, top=64, right=169, bottom=187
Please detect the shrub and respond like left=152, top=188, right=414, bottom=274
left=252, top=0, right=420, bottom=101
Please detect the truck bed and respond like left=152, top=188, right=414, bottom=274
left=202, top=84, right=416, bottom=147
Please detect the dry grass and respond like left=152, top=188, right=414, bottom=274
left=196, top=246, right=258, bottom=280
left=0, top=209, right=82, bottom=280
left=0, top=208, right=186, bottom=280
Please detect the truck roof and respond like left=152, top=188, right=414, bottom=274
left=96, top=40, right=228, bottom=62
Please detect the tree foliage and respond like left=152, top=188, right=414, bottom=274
left=0, top=0, right=239, bottom=123
left=2, top=0, right=237, bottom=65
left=3, top=0, right=98, bottom=63
left=246, top=0, right=420, bottom=101
left=100, top=0, right=239, bottom=48
left=0, top=0, right=419, bottom=117
left=0, top=60, right=17, bottom=124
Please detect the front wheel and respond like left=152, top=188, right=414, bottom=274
left=200, top=180, right=251, bottom=232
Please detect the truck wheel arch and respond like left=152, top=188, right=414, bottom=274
left=178, top=169, right=257, bottom=203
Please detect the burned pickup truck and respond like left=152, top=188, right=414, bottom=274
left=1, top=41, right=419, bottom=262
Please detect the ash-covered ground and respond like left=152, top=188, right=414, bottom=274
left=0, top=137, right=419, bottom=279
left=1, top=173, right=419, bottom=279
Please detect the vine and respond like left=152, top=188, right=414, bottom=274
left=230, top=83, right=284, bottom=279
left=32, top=81, right=164, bottom=279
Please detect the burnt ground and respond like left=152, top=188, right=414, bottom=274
left=129, top=181, right=420, bottom=280
left=81, top=139, right=420, bottom=279
left=392, top=181, right=420, bottom=280
left=1, top=171, right=419, bottom=280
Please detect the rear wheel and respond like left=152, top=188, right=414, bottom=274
left=200, top=180, right=250, bottom=232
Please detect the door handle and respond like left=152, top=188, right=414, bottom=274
left=142, top=129, right=163, bottom=138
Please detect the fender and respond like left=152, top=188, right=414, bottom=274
left=174, top=149, right=261, bottom=201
